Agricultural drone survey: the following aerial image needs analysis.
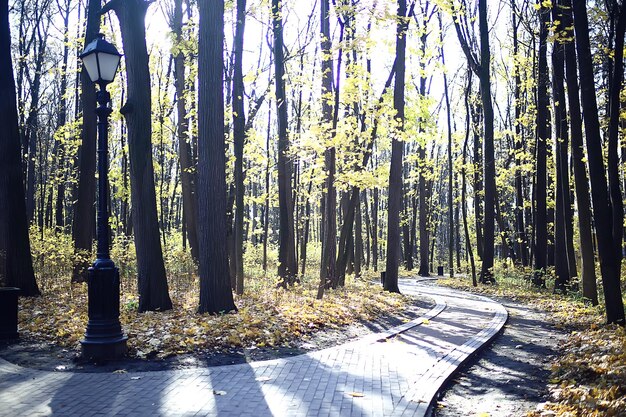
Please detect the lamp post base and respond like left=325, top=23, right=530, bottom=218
left=81, top=336, right=128, bottom=361
left=81, top=264, right=128, bottom=361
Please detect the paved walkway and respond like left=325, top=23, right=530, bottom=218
left=0, top=278, right=507, bottom=417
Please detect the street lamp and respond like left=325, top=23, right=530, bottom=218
left=79, top=33, right=127, bottom=360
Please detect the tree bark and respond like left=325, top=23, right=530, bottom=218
left=318, top=0, right=336, bottom=298
left=606, top=2, right=626, bottom=270
left=72, top=0, right=100, bottom=281
left=196, top=0, right=237, bottom=314
left=0, top=0, right=39, bottom=295
left=561, top=0, right=597, bottom=305
left=439, top=11, right=454, bottom=278
left=511, top=0, right=528, bottom=266
left=54, top=0, right=72, bottom=231
left=573, top=0, right=625, bottom=324
left=552, top=1, right=576, bottom=291
left=271, top=0, right=297, bottom=286
left=107, top=0, right=172, bottom=312
left=170, top=0, right=199, bottom=262
left=463, top=69, right=477, bottom=286
left=384, top=0, right=407, bottom=294
left=232, top=0, right=247, bottom=295
left=372, top=187, right=379, bottom=272
left=533, top=3, right=550, bottom=287
left=476, top=0, right=495, bottom=283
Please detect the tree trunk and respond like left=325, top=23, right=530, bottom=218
left=417, top=25, right=430, bottom=277
left=511, top=0, right=528, bottom=266
left=24, top=29, right=48, bottom=225
left=384, top=0, right=407, bottom=294
left=108, top=0, right=172, bottom=312
left=607, top=2, right=626, bottom=274
left=232, top=0, right=247, bottom=295
left=0, top=0, right=39, bottom=295
left=262, top=96, right=271, bottom=272
left=476, top=0, right=495, bottom=283
left=439, top=11, right=454, bottom=278
left=471, top=103, right=484, bottom=261
left=72, top=0, right=100, bottom=281
left=354, top=190, right=363, bottom=278
left=170, top=0, right=199, bottom=262
left=271, top=0, right=297, bottom=286
left=463, top=69, right=477, bottom=286
left=196, top=0, right=237, bottom=314
left=318, top=0, right=336, bottom=298
left=552, top=1, right=576, bottom=292
left=572, top=0, right=625, bottom=324
left=300, top=179, right=313, bottom=276
left=363, top=191, right=371, bottom=269
left=54, top=0, right=71, bottom=232
left=561, top=0, right=597, bottom=305
left=372, top=187, right=379, bottom=271
left=533, top=3, right=550, bottom=287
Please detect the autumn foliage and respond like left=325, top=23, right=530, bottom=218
left=19, top=260, right=407, bottom=360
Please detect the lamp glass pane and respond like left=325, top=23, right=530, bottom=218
left=82, top=53, right=100, bottom=82
left=97, top=52, right=121, bottom=82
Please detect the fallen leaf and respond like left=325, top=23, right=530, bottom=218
left=348, top=392, right=364, bottom=397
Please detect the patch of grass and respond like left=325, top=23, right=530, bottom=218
left=438, top=264, right=626, bottom=417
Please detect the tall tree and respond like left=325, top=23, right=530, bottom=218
left=0, top=0, right=39, bottom=296
left=232, top=0, right=247, bottom=295
left=533, top=2, right=550, bottom=287
left=73, top=0, right=100, bottom=282
left=606, top=1, right=625, bottom=273
left=552, top=1, right=576, bottom=291
left=197, top=0, right=237, bottom=314
left=416, top=1, right=434, bottom=277
left=22, top=2, right=51, bottom=225
left=168, top=0, right=199, bottom=262
left=511, top=0, right=528, bottom=266
left=104, top=0, right=172, bottom=312
left=451, top=0, right=496, bottom=283
left=271, top=0, right=297, bottom=286
left=561, top=0, right=597, bottom=305
left=384, top=0, right=408, bottom=294
left=53, top=0, right=72, bottom=231
left=572, top=0, right=625, bottom=324
left=439, top=10, right=454, bottom=278
left=318, top=0, right=336, bottom=298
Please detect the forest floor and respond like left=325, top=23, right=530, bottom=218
left=433, top=293, right=567, bottom=417
left=0, top=273, right=432, bottom=373
left=437, top=273, right=626, bottom=417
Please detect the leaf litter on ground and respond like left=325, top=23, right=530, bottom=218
left=18, top=274, right=409, bottom=362
left=438, top=270, right=626, bottom=417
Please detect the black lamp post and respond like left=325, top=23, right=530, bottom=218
left=79, top=33, right=127, bottom=360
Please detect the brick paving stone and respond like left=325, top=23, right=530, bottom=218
left=0, top=278, right=506, bottom=417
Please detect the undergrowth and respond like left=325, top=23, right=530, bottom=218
left=20, top=231, right=410, bottom=360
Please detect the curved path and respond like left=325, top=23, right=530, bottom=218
left=0, top=278, right=507, bottom=417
